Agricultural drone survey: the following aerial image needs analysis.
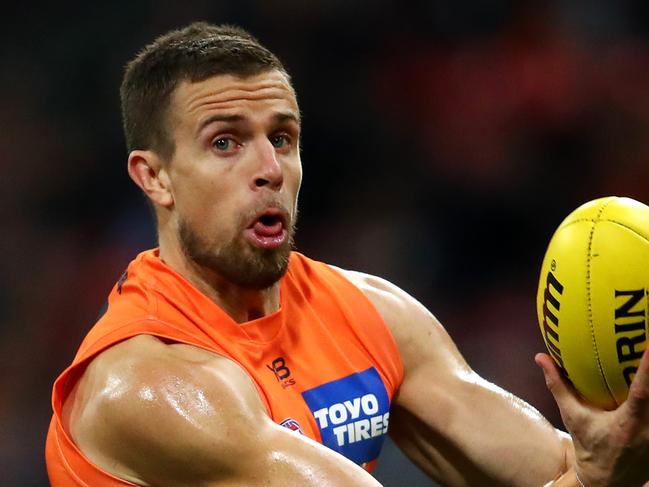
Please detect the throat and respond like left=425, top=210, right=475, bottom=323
left=219, top=286, right=281, bottom=323
left=245, top=305, right=273, bottom=322
left=158, top=234, right=283, bottom=322
left=181, top=263, right=281, bottom=323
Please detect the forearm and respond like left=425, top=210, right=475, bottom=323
left=392, top=371, right=573, bottom=487
left=455, top=378, right=574, bottom=486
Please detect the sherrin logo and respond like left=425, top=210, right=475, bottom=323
left=614, top=288, right=647, bottom=387
left=302, top=367, right=390, bottom=465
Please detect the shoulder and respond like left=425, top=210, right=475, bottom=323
left=330, top=266, right=471, bottom=378
left=330, top=267, right=433, bottom=344
left=62, top=335, right=269, bottom=486
left=330, top=266, right=420, bottom=323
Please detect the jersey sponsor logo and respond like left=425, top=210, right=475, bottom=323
left=280, top=417, right=304, bottom=434
left=302, top=367, right=390, bottom=465
left=267, top=356, right=296, bottom=388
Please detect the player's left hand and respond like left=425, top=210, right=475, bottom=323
left=536, top=348, right=649, bottom=487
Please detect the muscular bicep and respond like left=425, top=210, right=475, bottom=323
left=63, top=335, right=381, bottom=487
left=337, top=269, right=571, bottom=487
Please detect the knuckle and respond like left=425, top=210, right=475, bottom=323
left=629, top=381, right=649, bottom=403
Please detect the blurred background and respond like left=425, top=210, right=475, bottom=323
left=3, top=1, right=649, bottom=485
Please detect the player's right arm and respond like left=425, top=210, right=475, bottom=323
left=62, top=334, right=381, bottom=487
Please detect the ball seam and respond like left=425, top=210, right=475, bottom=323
left=600, top=219, right=649, bottom=243
left=560, top=217, right=649, bottom=243
left=586, top=198, right=617, bottom=404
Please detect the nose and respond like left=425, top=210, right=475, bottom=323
left=251, top=138, right=284, bottom=191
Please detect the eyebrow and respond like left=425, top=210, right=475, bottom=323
left=272, top=111, right=301, bottom=126
left=197, top=111, right=301, bottom=135
left=197, top=114, right=243, bottom=134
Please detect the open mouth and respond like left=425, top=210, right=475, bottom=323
left=244, top=208, right=289, bottom=249
left=254, top=213, right=284, bottom=237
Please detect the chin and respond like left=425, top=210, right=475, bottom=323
left=233, top=246, right=292, bottom=289
left=179, top=218, right=294, bottom=289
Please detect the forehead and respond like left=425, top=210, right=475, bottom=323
left=171, top=70, right=300, bottom=128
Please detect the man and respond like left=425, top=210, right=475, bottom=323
left=46, top=22, right=649, bottom=486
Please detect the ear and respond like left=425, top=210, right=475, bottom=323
left=127, top=150, right=174, bottom=208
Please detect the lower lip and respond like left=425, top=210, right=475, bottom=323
left=243, top=228, right=288, bottom=249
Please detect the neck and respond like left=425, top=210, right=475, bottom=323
left=158, top=233, right=281, bottom=324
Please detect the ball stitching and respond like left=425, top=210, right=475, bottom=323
left=586, top=198, right=617, bottom=404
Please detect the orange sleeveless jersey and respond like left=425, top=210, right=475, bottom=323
left=46, top=249, right=404, bottom=486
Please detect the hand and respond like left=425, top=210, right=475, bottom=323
left=536, top=349, right=649, bottom=487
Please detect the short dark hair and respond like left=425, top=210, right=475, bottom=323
left=120, top=22, right=289, bottom=159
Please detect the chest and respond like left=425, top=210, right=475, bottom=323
left=228, top=311, right=394, bottom=470
left=255, top=350, right=392, bottom=469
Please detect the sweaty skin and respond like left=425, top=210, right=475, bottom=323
left=338, top=268, right=575, bottom=487
left=64, top=70, right=581, bottom=486
left=63, top=335, right=382, bottom=487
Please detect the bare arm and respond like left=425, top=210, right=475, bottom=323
left=337, top=268, right=574, bottom=487
left=62, top=335, right=381, bottom=487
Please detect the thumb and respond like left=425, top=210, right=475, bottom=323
left=535, top=353, right=589, bottom=429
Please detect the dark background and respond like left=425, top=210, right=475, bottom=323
left=3, top=1, right=649, bottom=485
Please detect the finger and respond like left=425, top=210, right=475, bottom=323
left=535, top=353, right=589, bottom=427
left=625, top=347, right=649, bottom=415
left=544, top=467, right=583, bottom=487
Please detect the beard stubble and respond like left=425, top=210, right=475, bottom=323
left=178, top=211, right=296, bottom=290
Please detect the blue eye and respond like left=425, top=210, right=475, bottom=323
left=270, top=135, right=289, bottom=148
left=213, top=137, right=234, bottom=151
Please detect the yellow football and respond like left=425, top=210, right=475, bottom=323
left=536, top=196, right=649, bottom=409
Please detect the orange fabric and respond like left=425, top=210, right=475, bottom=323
left=46, top=249, right=404, bottom=486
